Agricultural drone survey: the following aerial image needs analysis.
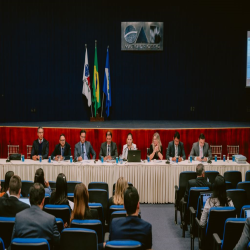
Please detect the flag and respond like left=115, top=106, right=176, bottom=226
left=92, top=45, right=101, bottom=116
left=103, top=47, right=111, bottom=117
left=82, top=47, right=91, bottom=107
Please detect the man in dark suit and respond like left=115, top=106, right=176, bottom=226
left=99, top=131, right=118, bottom=160
left=51, top=134, right=71, bottom=161
left=0, top=175, right=29, bottom=217
left=166, top=131, right=186, bottom=161
left=74, top=129, right=96, bottom=161
left=184, top=164, right=212, bottom=201
left=234, top=217, right=250, bottom=249
left=11, top=183, right=60, bottom=248
left=31, top=127, right=49, bottom=160
left=102, top=186, right=152, bottom=250
left=190, top=133, right=212, bottom=162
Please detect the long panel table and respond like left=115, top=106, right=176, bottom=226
left=0, top=159, right=249, bottom=203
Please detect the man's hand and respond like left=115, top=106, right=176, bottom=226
left=178, top=157, right=182, bottom=162
left=203, top=157, right=207, bottom=162
left=44, top=180, right=49, bottom=188
left=172, top=157, right=176, bottom=161
left=196, top=157, right=202, bottom=161
left=32, top=155, right=38, bottom=161
left=78, top=156, right=83, bottom=161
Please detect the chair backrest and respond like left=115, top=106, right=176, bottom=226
left=71, top=219, right=103, bottom=243
left=44, top=193, right=51, bottom=206
left=88, top=189, right=108, bottom=220
left=7, top=145, right=19, bottom=158
left=88, top=182, right=109, bottom=198
left=187, top=187, right=210, bottom=210
left=246, top=171, right=250, bottom=182
left=0, top=238, right=5, bottom=250
left=240, top=205, right=250, bottom=218
left=205, top=207, right=236, bottom=249
left=67, top=181, right=81, bottom=193
left=21, top=181, right=34, bottom=197
left=221, top=218, right=246, bottom=250
left=204, top=171, right=219, bottom=185
left=113, top=182, right=133, bottom=195
left=225, top=181, right=232, bottom=190
left=226, top=189, right=247, bottom=218
left=227, top=145, right=239, bottom=159
left=48, top=181, right=56, bottom=189
left=224, top=171, right=242, bottom=189
left=0, top=217, right=15, bottom=249
left=43, top=205, right=71, bottom=224
left=60, top=228, right=98, bottom=250
left=178, top=171, right=197, bottom=200
left=67, top=193, right=74, bottom=202
left=109, top=205, right=126, bottom=223
left=110, top=211, right=127, bottom=223
left=105, top=240, right=142, bottom=250
left=11, top=238, right=50, bottom=250
left=210, top=145, right=222, bottom=160
left=26, top=145, right=32, bottom=159
left=55, top=218, right=64, bottom=233
left=88, top=203, right=104, bottom=225
left=237, top=181, right=250, bottom=204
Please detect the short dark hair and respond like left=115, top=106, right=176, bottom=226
left=60, top=134, right=65, bottom=139
left=29, top=183, right=45, bottom=206
left=9, top=175, right=22, bottom=195
left=37, top=127, right=44, bottom=132
left=124, top=186, right=139, bottom=215
left=196, top=164, right=205, bottom=176
left=80, top=130, right=86, bottom=135
left=199, top=133, right=205, bottom=140
left=3, top=171, right=14, bottom=192
left=127, top=133, right=133, bottom=138
left=106, top=131, right=112, bottom=137
left=174, top=131, right=180, bottom=140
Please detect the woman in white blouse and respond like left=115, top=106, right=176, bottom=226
left=122, top=133, right=137, bottom=159
left=199, top=175, right=234, bottom=227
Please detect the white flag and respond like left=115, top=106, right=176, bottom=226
left=82, top=48, right=92, bottom=107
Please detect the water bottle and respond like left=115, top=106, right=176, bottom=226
left=232, top=155, right=235, bottom=162
left=215, top=155, right=217, bottom=162
left=116, top=157, right=118, bottom=164
left=101, top=156, right=104, bottom=163
left=70, top=155, right=73, bottom=163
left=21, top=155, right=24, bottom=162
left=223, top=155, right=226, bottom=162
left=39, top=155, right=42, bottom=162
left=48, top=156, right=51, bottom=163
left=176, top=157, right=179, bottom=163
left=190, top=156, right=192, bottom=163
left=147, top=148, right=150, bottom=162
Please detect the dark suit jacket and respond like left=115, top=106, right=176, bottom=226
left=31, top=139, right=49, bottom=159
left=166, top=141, right=186, bottom=160
left=184, top=177, right=212, bottom=202
left=51, top=142, right=71, bottom=160
left=190, top=142, right=212, bottom=160
left=234, top=217, right=250, bottom=249
left=74, top=141, right=96, bottom=160
left=109, top=216, right=152, bottom=250
left=99, top=141, right=118, bottom=159
left=0, top=196, right=29, bottom=217
left=11, top=205, right=60, bottom=247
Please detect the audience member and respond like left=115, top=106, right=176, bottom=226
left=149, top=132, right=163, bottom=160
left=0, top=175, right=29, bottom=217
left=34, top=168, right=52, bottom=195
left=0, top=171, right=14, bottom=198
left=199, top=175, right=234, bottom=227
left=11, top=183, right=60, bottom=247
left=234, top=217, right=250, bottom=249
left=109, top=177, right=128, bottom=207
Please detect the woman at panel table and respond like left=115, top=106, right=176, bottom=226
left=122, top=133, right=137, bottom=160
left=149, top=132, right=163, bottom=160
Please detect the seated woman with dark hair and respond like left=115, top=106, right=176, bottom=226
left=34, top=168, right=52, bottom=195
left=200, top=175, right=234, bottom=227
left=70, top=183, right=98, bottom=224
left=0, top=171, right=14, bottom=197
left=49, top=173, right=73, bottom=210
left=109, top=177, right=128, bottom=207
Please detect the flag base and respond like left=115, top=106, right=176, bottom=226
left=90, top=113, right=104, bottom=122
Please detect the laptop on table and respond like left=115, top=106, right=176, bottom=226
left=127, top=150, right=141, bottom=162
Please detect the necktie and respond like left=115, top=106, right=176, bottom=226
left=82, top=144, right=84, bottom=154
left=175, top=145, right=178, bottom=157
left=200, top=147, right=203, bottom=158
left=108, top=145, right=110, bottom=156
left=62, top=147, right=64, bottom=156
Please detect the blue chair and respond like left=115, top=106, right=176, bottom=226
left=0, top=217, right=15, bottom=248
left=110, top=211, right=127, bottom=222
left=226, top=189, right=247, bottom=218
left=246, top=170, right=250, bottom=182
left=44, top=193, right=50, bottom=206
left=48, top=181, right=56, bottom=190
left=174, top=171, right=197, bottom=224
left=205, top=171, right=219, bottom=185
left=43, top=205, right=71, bottom=224
left=71, top=219, right=103, bottom=243
left=55, top=218, right=64, bottom=233
left=237, top=181, right=250, bottom=204
left=109, top=205, right=125, bottom=223
left=213, top=218, right=246, bottom=250
left=67, top=181, right=81, bottom=193
left=240, top=205, right=250, bottom=218
left=88, top=203, right=104, bottom=225
left=113, top=182, right=133, bottom=195
left=11, top=238, right=50, bottom=250
left=0, top=238, right=5, bottom=250
left=67, top=193, right=74, bottom=202
left=224, top=171, right=242, bottom=189
left=225, top=181, right=232, bottom=190
left=21, top=181, right=34, bottom=197
left=196, top=207, right=236, bottom=250
left=60, top=228, right=98, bottom=250
left=105, top=240, right=142, bottom=249
left=88, top=182, right=109, bottom=198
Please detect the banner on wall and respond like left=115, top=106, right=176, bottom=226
left=121, top=22, right=164, bottom=51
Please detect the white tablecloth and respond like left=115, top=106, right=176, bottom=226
left=0, top=159, right=249, bottom=203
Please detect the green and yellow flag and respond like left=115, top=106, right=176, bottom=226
left=92, top=45, right=101, bottom=116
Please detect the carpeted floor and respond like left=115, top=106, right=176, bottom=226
left=140, top=204, right=199, bottom=250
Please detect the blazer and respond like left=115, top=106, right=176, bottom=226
left=99, top=141, right=118, bottom=159
left=51, top=142, right=71, bottom=160
left=0, top=196, right=30, bottom=217
left=109, top=216, right=152, bottom=250
left=184, top=177, right=212, bottom=202
left=190, top=142, right=212, bottom=160
left=11, top=205, right=60, bottom=247
left=166, top=141, right=186, bottom=160
left=234, top=217, right=250, bottom=250
left=31, top=139, right=49, bottom=159
left=74, top=141, right=96, bottom=160
left=122, top=143, right=137, bottom=159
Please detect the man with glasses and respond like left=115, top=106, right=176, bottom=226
left=74, top=130, right=96, bottom=161
left=31, top=127, right=49, bottom=160
left=51, top=134, right=71, bottom=161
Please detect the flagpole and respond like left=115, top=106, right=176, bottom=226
left=86, top=44, right=94, bottom=118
